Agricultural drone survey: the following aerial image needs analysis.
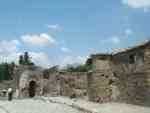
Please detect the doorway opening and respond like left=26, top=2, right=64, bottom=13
left=28, top=81, right=36, bottom=98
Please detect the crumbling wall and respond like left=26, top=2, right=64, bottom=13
left=43, top=72, right=61, bottom=96
left=111, top=48, right=150, bottom=106
left=59, top=72, right=87, bottom=98
left=87, top=55, right=117, bottom=103
left=18, top=70, right=44, bottom=98
left=112, top=72, right=149, bottom=105
left=43, top=72, right=87, bottom=98
left=88, top=45, right=150, bottom=106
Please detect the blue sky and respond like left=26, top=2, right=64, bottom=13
left=0, top=0, right=150, bottom=67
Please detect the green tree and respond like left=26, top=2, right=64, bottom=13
left=0, top=64, right=5, bottom=80
left=8, top=62, right=16, bottom=79
left=63, top=59, right=92, bottom=72
left=4, top=63, right=10, bottom=80
left=64, top=63, right=92, bottom=72
left=19, top=55, right=24, bottom=65
left=19, top=52, right=34, bottom=66
left=24, top=52, right=30, bottom=65
left=0, top=63, right=12, bottom=80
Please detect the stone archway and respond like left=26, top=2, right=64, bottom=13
left=28, top=81, right=36, bottom=98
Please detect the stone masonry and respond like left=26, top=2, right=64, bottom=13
left=87, top=40, right=150, bottom=106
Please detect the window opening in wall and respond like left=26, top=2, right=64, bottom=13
left=129, top=54, right=136, bottom=64
left=138, top=52, right=144, bottom=63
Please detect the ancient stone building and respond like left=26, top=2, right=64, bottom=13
left=87, top=40, right=150, bottom=106
left=5, top=40, right=150, bottom=106
left=13, top=65, right=44, bottom=98
left=13, top=65, right=87, bottom=98
left=18, top=70, right=44, bottom=98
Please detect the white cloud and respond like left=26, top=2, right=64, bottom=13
left=125, top=28, right=133, bottom=36
left=0, top=39, right=51, bottom=67
left=61, top=47, right=71, bottom=53
left=0, top=51, right=51, bottom=68
left=0, top=40, right=20, bottom=55
left=0, top=39, right=85, bottom=68
left=100, top=28, right=134, bottom=46
left=21, top=33, right=57, bottom=47
left=60, top=56, right=87, bottom=67
left=29, top=52, right=51, bottom=68
left=47, top=24, right=62, bottom=31
left=111, top=36, right=121, bottom=44
left=100, top=36, right=122, bottom=45
left=122, top=0, right=150, bottom=11
left=1, top=52, right=21, bottom=63
left=0, top=38, right=53, bottom=68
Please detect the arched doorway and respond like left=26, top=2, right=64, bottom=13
left=28, top=81, right=36, bottom=98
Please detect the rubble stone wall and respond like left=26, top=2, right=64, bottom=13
left=88, top=44, right=150, bottom=106
left=87, top=55, right=115, bottom=102
left=18, top=70, right=44, bottom=98
left=43, top=72, right=87, bottom=98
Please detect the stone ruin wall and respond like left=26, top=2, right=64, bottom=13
left=111, top=48, right=150, bottom=106
left=88, top=44, right=150, bottom=106
left=12, top=66, right=45, bottom=98
left=8, top=65, right=88, bottom=99
left=4, top=43, right=150, bottom=106
left=42, top=72, right=61, bottom=96
left=18, top=70, right=44, bottom=98
left=43, top=72, right=88, bottom=99
left=87, top=55, right=116, bottom=103
left=0, top=65, right=33, bottom=97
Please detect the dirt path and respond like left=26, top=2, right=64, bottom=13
left=0, top=98, right=84, bottom=113
left=1, top=97, right=150, bottom=113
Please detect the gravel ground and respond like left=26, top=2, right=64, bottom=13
left=0, top=98, right=83, bottom=113
left=0, top=97, right=150, bottom=113
left=43, top=96, right=150, bottom=113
